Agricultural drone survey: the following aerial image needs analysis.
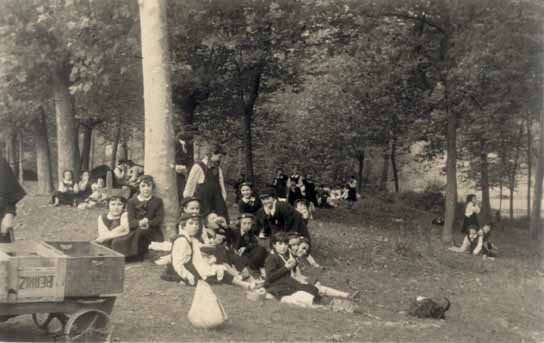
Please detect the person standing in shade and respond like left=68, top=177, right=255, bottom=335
left=272, top=168, right=288, bottom=201
left=183, top=144, right=229, bottom=222
left=173, top=132, right=190, bottom=202
left=0, top=157, right=26, bottom=243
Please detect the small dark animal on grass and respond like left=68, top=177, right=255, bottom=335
left=407, top=296, right=450, bottom=319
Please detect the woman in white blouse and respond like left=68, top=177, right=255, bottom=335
left=462, top=194, right=480, bottom=234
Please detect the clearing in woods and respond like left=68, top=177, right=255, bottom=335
left=1, top=185, right=543, bottom=342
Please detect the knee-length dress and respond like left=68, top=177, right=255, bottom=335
left=264, top=253, right=319, bottom=301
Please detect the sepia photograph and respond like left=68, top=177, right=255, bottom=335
left=0, top=0, right=543, bottom=341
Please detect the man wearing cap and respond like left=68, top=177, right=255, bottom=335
left=255, top=189, right=309, bottom=242
left=183, top=144, right=229, bottom=222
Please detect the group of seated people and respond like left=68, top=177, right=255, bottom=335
left=51, top=161, right=144, bottom=209
left=93, top=174, right=360, bottom=308
left=233, top=168, right=359, bottom=214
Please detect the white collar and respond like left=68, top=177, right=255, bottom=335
left=137, top=194, right=152, bottom=202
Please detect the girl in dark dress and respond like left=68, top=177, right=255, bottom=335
left=95, top=196, right=131, bottom=254
left=264, top=232, right=320, bottom=302
left=237, top=182, right=262, bottom=215
left=52, top=170, right=79, bottom=206
left=228, top=213, right=268, bottom=274
left=117, top=175, right=165, bottom=261
left=76, top=171, right=93, bottom=202
left=0, top=157, right=26, bottom=243
left=346, top=176, right=357, bottom=203
left=462, top=194, right=480, bottom=234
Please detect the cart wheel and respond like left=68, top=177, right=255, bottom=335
left=64, top=309, right=112, bottom=343
left=32, top=313, right=68, bottom=335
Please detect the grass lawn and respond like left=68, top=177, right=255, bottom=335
left=1, top=184, right=543, bottom=342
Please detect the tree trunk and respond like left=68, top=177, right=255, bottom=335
left=380, top=141, right=390, bottom=191
left=530, top=102, right=544, bottom=239
left=391, top=137, right=399, bottom=193
left=443, top=92, right=457, bottom=244
left=73, top=123, right=80, bottom=180
left=243, top=108, right=255, bottom=183
left=139, top=0, right=180, bottom=240
left=509, top=127, right=523, bottom=219
left=53, top=64, right=77, bottom=183
left=241, top=66, right=263, bottom=184
left=6, top=128, right=18, bottom=177
left=18, top=131, right=24, bottom=184
left=479, top=139, right=491, bottom=225
left=499, top=181, right=503, bottom=214
left=527, top=115, right=532, bottom=218
left=111, top=123, right=121, bottom=169
left=80, top=124, right=93, bottom=172
left=35, top=108, right=53, bottom=194
left=357, top=150, right=365, bottom=193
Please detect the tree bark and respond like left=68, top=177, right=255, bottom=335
left=443, top=85, right=457, bottom=244
left=509, top=127, right=523, bottom=219
left=479, top=139, right=491, bottom=225
left=111, top=123, right=121, bottom=169
left=357, top=150, right=365, bottom=193
left=73, top=122, right=80, bottom=180
left=241, top=66, right=263, bottom=184
left=530, top=102, right=544, bottom=239
left=139, top=0, right=180, bottom=240
left=527, top=115, right=532, bottom=218
left=53, top=64, right=77, bottom=183
left=380, top=141, right=390, bottom=191
left=80, top=123, right=93, bottom=172
left=5, top=128, right=18, bottom=177
left=35, top=108, right=53, bottom=194
left=391, top=137, right=399, bottom=193
left=17, top=131, right=24, bottom=184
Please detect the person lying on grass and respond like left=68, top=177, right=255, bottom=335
left=201, top=212, right=228, bottom=245
left=288, top=234, right=359, bottom=301
left=448, top=225, right=495, bottom=259
left=94, top=196, right=131, bottom=253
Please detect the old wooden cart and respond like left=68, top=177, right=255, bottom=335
left=0, top=240, right=125, bottom=342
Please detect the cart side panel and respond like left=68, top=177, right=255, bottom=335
left=46, top=241, right=124, bottom=297
left=0, top=241, right=66, bottom=303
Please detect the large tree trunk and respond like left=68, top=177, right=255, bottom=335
left=111, top=123, right=121, bottom=169
left=479, top=139, right=491, bottom=225
left=443, top=90, right=457, bottom=244
left=5, top=128, right=18, bottom=177
left=53, top=64, right=77, bottom=183
left=35, top=108, right=53, bottom=194
left=530, top=101, right=544, bottom=239
left=73, top=123, right=80, bottom=180
left=527, top=115, right=532, bottom=218
left=243, top=108, right=255, bottom=183
left=357, top=150, right=365, bottom=193
left=139, top=0, right=180, bottom=240
left=391, top=137, right=399, bottom=193
left=241, top=66, right=263, bottom=184
left=80, top=123, right=93, bottom=172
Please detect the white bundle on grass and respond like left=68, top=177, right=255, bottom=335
left=280, top=291, right=315, bottom=307
left=188, top=280, right=228, bottom=329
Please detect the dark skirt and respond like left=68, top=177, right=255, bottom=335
left=110, top=226, right=164, bottom=258
left=53, top=191, right=78, bottom=205
left=462, top=213, right=479, bottom=234
left=265, top=276, right=320, bottom=301
left=347, top=187, right=357, bottom=202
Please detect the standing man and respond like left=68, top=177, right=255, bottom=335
left=172, top=132, right=189, bottom=202
left=183, top=143, right=228, bottom=222
left=0, top=157, right=26, bottom=243
left=272, top=168, right=288, bottom=201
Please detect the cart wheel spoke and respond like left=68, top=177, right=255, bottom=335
left=64, top=309, right=111, bottom=343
